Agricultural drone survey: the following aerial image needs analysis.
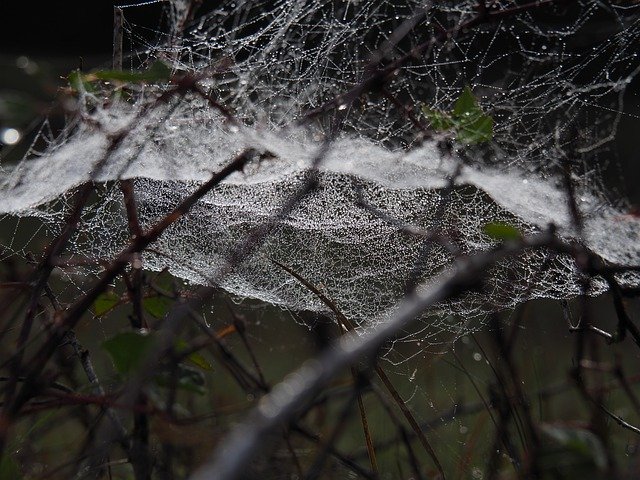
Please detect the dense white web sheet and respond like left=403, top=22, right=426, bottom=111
left=1, top=0, right=639, bottom=339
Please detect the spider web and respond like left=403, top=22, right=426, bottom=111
left=1, top=0, right=639, bottom=345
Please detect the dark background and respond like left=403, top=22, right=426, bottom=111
left=1, top=1, right=163, bottom=57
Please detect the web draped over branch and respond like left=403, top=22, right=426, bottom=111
left=1, top=0, right=639, bottom=344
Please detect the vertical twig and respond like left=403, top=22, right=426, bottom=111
left=353, top=370, right=379, bottom=477
left=370, top=384, right=426, bottom=480
left=272, top=260, right=445, bottom=478
left=113, top=8, right=124, bottom=71
left=114, top=8, right=151, bottom=477
left=225, top=305, right=267, bottom=387
left=304, top=390, right=360, bottom=480
left=120, top=180, right=146, bottom=329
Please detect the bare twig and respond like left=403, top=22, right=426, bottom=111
left=273, top=259, right=446, bottom=477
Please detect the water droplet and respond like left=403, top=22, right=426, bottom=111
left=16, top=56, right=29, bottom=69
left=0, top=128, right=21, bottom=145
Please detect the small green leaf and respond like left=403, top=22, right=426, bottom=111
left=142, top=295, right=173, bottom=319
left=174, top=339, right=214, bottom=371
left=421, top=86, right=493, bottom=144
left=145, top=60, right=173, bottom=81
left=452, top=86, right=493, bottom=144
left=452, top=86, right=481, bottom=118
left=152, top=268, right=175, bottom=291
left=102, top=331, right=155, bottom=374
left=483, top=222, right=521, bottom=241
left=92, top=60, right=172, bottom=84
left=93, top=291, right=120, bottom=316
left=457, top=114, right=493, bottom=144
left=68, top=70, right=82, bottom=88
left=68, top=70, right=96, bottom=94
left=421, top=106, right=455, bottom=131
left=144, top=269, right=176, bottom=318
left=187, top=352, right=213, bottom=371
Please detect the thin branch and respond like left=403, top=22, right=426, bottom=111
left=598, top=403, right=640, bottom=436
left=273, top=259, right=446, bottom=477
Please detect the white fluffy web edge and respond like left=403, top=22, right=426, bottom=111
left=1, top=109, right=638, bottom=337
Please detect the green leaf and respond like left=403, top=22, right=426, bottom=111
left=91, top=60, right=172, bottom=84
left=102, top=332, right=155, bottom=374
left=452, top=86, right=482, bottom=118
left=420, top=106, right=455, bottom=131
left=456, top=112, right=493, bottom=144
left=152, top=268, right=175, bottom=291
left=93, top=291, right=120, bottom=316
left=452, top=86, right=493, bottom=144
left=421, top=86, right=494, bottom=144
left=68, top=70, right=96, bottom=94
left=174, top=339, right=214, bottom=371
left=483, top=222, right=522, bottom=241
left=144, top=60, right=173, bottom=81
left=144, top=269, right=177, bottom=318
left=142, top=296, right=173, bottom=319
left=187, top=352, right=214, bottom=371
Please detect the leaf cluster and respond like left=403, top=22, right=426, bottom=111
left=422, top=86, right=494, bottom=144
